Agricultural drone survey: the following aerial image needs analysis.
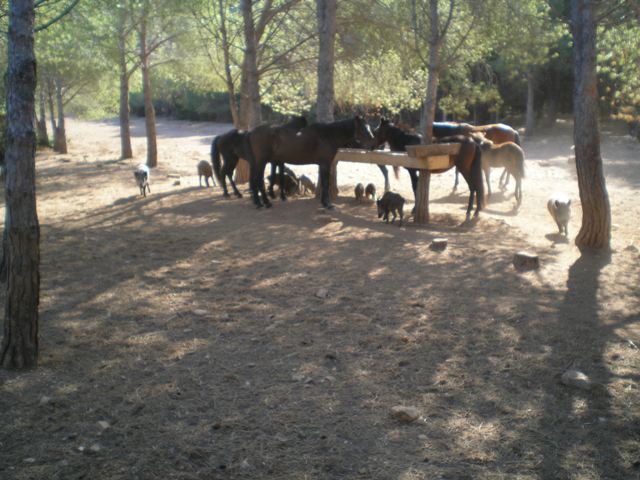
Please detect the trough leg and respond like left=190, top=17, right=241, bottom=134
left=414, top=170, right=430, bottom=224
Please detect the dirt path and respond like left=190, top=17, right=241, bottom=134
left=0, top=117, right=638, bottom=480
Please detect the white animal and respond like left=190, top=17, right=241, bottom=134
left=134, top=164, right=150, bottom=197
left=547, top=192, right=571, bottom=236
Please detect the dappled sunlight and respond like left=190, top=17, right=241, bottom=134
left=2, top=118, right=639, bottom=480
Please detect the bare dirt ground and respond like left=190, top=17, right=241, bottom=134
left=1, top=116, right=639, bottom=480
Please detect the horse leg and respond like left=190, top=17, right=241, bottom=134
left=500, top=169, right=510, bottom=188
left=257, top=161, right=272, bottom=208
left=267, top=162, right=277, bottom=199
left=377, top=165, right=389, bottom=192
left=484, top=167, right=492, bottom=198
left=515, top=176, right=522, bottom=206
left=278, top=162, right=287, bottom=201
left=453, top=167, right=460, bottom=191
left=319, top=163, right=333, bottom=209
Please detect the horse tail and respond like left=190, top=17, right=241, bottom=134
left=393, top=165, right=400, bottom=179
left=211, top=136, right=224, bottom=185
left=513, top=130, right=521, bottom=146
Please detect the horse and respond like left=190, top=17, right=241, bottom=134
left=254, top=117, right=307, bottom=201
left=245, top=116, right=376, bottom=209
left=211, top=116, right=307, bottom=199
left=373, top=118, right=474, bottom=207
left=464, top=123, right=521, bottom=189
left=434, top=135, right=484, bottom=219
left=373, top=117, right=422, bottom=204
left=478, top=139, right=525, bottom=206
left=210, top=128, right=248, bottom=198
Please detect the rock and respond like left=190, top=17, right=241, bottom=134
left=193, top=309, right=208, bottom=316
left=240, top=459, right=251, bottom=469
left=624, top=244, right=638, bottom=253
left=97, top=421, right=110, bottom=430
left=23, top=458, right=36, bottom=463
left=513, top=251, right=539, bottom=271
left=39, top=395, right=52, bottom=406
left=430, top=238, right=448, bottom=251
left=560, top=369, right=592, bottom=390
left=315, top=287, right=329, bottom=299
left=390, top=405, right=421, bottom=423
left=89, top=444, right=102, bottom=454
left=173, top=179, right=181, bottom=186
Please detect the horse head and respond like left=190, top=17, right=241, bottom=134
left=354, top=115, right=376, bottom=150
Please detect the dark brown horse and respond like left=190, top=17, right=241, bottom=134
left=245, top=116, right=376, bottom=209
left=435, top=135, right=484, bottom=219
left=242, top=116, right=307, bottom=203
left=373, top=117, right=422, bottom=202
left=465, top=123, right=521, bottom=189
left=210, top=128, right=247, bottom=198
left=374, top=119, right=476, bottom=208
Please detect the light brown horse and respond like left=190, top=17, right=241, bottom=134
left=453, top=123, right=521, bottom=189
left=479, top=140, right=525, bottom=206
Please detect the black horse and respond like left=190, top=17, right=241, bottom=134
left=210, top=129, right=247, bottom=198
left=435, top=135, right=484, bottom=219
left=245, top=116, right=376, bottom=209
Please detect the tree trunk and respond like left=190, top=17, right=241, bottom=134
left=237, top=0, right=262, bottom=184
left=1, top=0, right=40, bottom=369
left=139, top=12, right=158, bottom=168
left=117, top=15, right=133, bottom=160
left=46, top=77, right=56, bottom=137
left=36, top=87, right=48, bottom=147
left=217, top=0, right=239, bottom=128
left=571, top=0, right=611, bottom=250
left=316, top=0, right=336, bottom=123
left=53, top=78, right=67, bottom=153
left=315, top=0, right=338, bottom=201
left=525, top=69, right=535, bottom=138
left=416, top=0, right=442, bottom=224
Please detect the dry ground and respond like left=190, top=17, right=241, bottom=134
left=0, top=116, right=639, bottom=480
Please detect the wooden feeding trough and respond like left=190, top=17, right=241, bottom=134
left=334, top=142, right=461, bottom=223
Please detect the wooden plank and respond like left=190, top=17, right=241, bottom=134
left=406, top=143, right=460, bottom=158
left=335, top=149, right=424, bottom=169
left=335, top=148, right=453, bottom=171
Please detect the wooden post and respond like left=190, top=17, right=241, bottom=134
left=414, top=170, right=430, bottom=224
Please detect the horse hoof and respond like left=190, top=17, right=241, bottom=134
left=236, top=193, right=243, bottom=198
left=281, top=196, right=287, bottom=202
left=268, top=192, right=276, bottom=199
left=223, top=193, right=231, bottom=198
left=325, top=204, right=335, bottom=210
left=265, top=203, right=273, bottom=209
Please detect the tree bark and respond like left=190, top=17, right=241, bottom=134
left=1, top=0, right=40, bottom=369
left=316, top=0, right=336, bottom=123
left=571, top=0, right=611, bottom=250
left=315, top=0, right=338, bottom=201
left=53, top=78, right=67, bottom=153
left=46, top=77, right=56, bottom=137
left=415, top=0, right=442, bottom=224
left=217, top=0, right=240, bottom=128
left=525, top=69, right=535, bottom=137
left=36, top=87, right=48, bottom=147
left=117, top=10, right=133, bottom=160
left=139, top=8, right=158, bottom=168
left=236, top=0, right=262, bottom=184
